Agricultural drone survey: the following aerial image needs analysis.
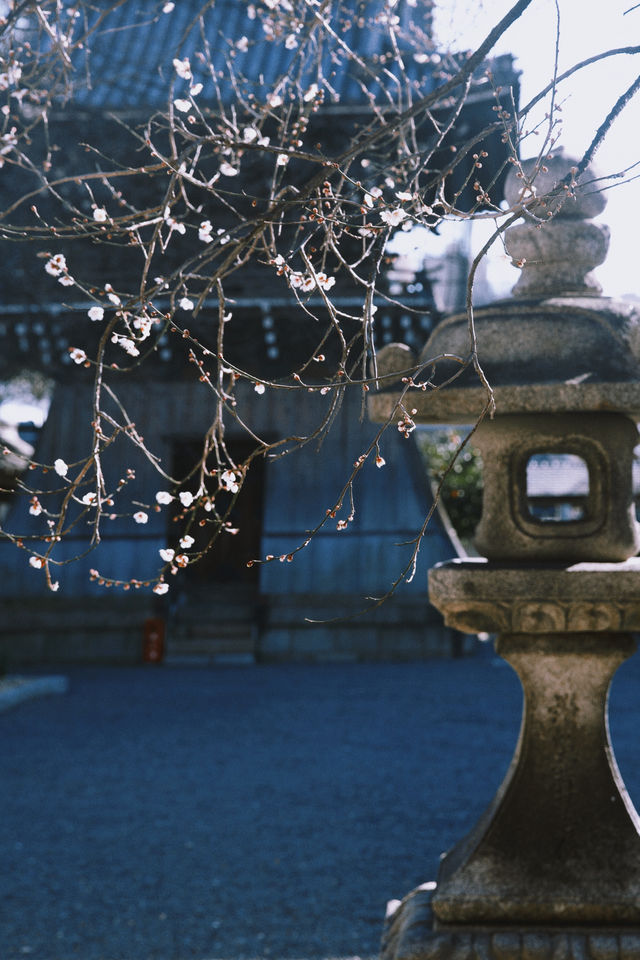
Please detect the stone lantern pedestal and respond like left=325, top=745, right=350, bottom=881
left=371, top=154, right=640, bottom=960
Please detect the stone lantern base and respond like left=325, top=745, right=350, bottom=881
left=380, top=560, right=640, bottom=960
left=382, top=887, right=640, bottom=960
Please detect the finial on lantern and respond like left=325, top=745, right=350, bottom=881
left=503, top=151, right=609, bottom=298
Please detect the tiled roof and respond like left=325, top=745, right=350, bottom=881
left=68, top=0, right=438, bottom=111
left=0, top=283, right=438, bottom=381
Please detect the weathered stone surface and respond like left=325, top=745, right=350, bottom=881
left=381, top=900, right=640, bottom=960
left=431, top=630, right=640, bottom=927
left=429, top=558, right=640, bottom=634
left=369, top=153, right=640, bottom=429
left=381, top=887, right=640, bottom=960
left=502, top=153, right=609, bottom=297
left=419, top=294, right=640, bottom=390
left=505, top=220, right=609, bottom=297
left=503, top=152, right=607, bottom=222
left=492, top=934, right=522, bottom=960
left=588, top=936, right=619, bottom=960
left=471, top=413, right=640, bottom=562
left=619, top=937, right=640, bottom=960
left=368, top=378, right=640, bottom=425
left=521, top=933, right=553, bottom=960
left=375, top=342, right=418, bottom=385
left=376, top=150, right=640, bottom=960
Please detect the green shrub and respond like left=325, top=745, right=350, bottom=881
left=416, top=428, right=484, bottom=544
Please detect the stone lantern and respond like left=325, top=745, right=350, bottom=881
left=369, top=152, right=640, bottom=960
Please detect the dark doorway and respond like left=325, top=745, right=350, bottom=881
left=170, top=437, right=265, bottom=590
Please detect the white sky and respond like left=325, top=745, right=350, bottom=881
left=431, top=0, right=640, bottom=299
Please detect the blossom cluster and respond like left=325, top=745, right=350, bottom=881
left=270, top=255, right=336, bottom=292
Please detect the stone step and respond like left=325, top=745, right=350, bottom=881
left=165, top=620, right=257, bottom=664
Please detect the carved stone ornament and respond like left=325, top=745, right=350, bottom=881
left=429, top=559, right=640, bottom=634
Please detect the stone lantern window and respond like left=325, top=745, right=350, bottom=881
left=524, top=452, right=590, bottom=522
left=475, top=411, right=639, bottom=561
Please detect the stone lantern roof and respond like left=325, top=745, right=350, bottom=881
left=370, top=151, right=640, bottom=423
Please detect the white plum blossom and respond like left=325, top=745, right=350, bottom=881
left=82, top=492, right=97, bottom=505
left=88, top=306, right=104, bottom=321
left=133, top=316, right=153, bottom=339
left=189, top=83, right=203, bottom=97
left=133, top=511, right=148, bottom=524
left=164, top=213, right=186, bottom=235
left=173, top=57, right=192, bottom=80
left=380, top=208, right=409, bottom=226
left=376, top=455, right=386, bottom=468
left=45, top=254, right=67, bottom=276
left=174, top=98, right=191, bottom=113
left=267, top=92, right=283, bottom=108
left=153, top=582, right=170, bottom=595
left=220, top=470, right=240, bottom=494
left=198, top=220, right=213, bottom=243
left=156, top=491, right=174, bottom=505
left=69, top=347, right=87, bottom=364
left=93, top=207, right=108, bottom=222
left=179, top=297, right=194, bottom=311
left=0, top=126, right=17, bottom=165
left=29, top=556, right=44, bottom=569
left=174, top=554, right=189, bottom=568
left=179, top=535, right=195, bottom=549
left=396, top=191, right=412, bottom=201
left=236, top=36, right=249, bottom=52
left=303, top=83, right=319, bottom=102
left=0, top=64, right=22, bottom=89
left=316, top=273, right=336, bottom=291
left=29, top=498, right=42, bottom=516
left=219, top=161, right=239, bottom=177
left=276, top=154, right=289, bottom=167
left=54, top=458, right=68, bottom=477
left=254, top=383, right=266, bottom=394
left=105, top=284, right=121, bottom=305
left=111, top=334, right=140, bottom=357
left=159, top=548, right=175, bottom=562
left=179, top=491, right=194, bottom=507
left=162, top=2, right=175, bottom=11
left=58, top=274, right=74, bottom=287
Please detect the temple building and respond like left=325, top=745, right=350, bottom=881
left=0, top=1, right=519, bottom=664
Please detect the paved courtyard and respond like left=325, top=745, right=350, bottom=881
left=2, top=652, right=640, bottom=960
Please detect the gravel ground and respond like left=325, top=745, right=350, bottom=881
left=2, top=652, right=640, bottom=960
